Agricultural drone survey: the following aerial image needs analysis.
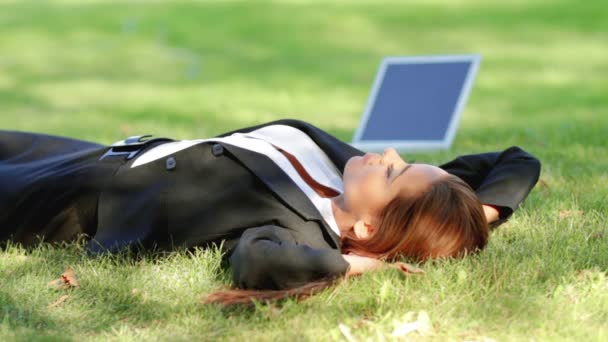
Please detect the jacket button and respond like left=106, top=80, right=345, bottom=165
left=166, top=156, right=177, bottom=170
left=211, top=143, right=224, bottom=157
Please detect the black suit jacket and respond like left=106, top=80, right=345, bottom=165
left=0, top=119, right=541, bottom=290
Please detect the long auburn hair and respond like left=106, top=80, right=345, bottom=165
left=341, top=174, right=488, bottom=261
left=204, top=174, right=489, bottom=306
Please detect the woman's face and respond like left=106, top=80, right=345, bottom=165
left=342, top=147, right=448, bottom=223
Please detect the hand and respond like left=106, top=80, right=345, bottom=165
left=342, top=254, right=385, bottom=276
left=482, top=204, right=500, bottom=224
left=342, top=254, right=426, bottom=277
left=387, top=261, right=425, bottom=275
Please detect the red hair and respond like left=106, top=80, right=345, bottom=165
left=204, top=174, right=489, bottom=306
left=341, top=174, right=488, bottom=261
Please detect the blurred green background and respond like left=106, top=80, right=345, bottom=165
left=1, top=0, right=607, bottom=340
left=2, top=0, right=605, bottom=146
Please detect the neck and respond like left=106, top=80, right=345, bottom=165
left=331, top=194, right=357, bottom=234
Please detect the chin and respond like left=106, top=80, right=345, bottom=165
left=345, top=155, right=362, bottom=169
left=343, top=156, right=360, bottom=181
left=343, top=156, right=363, bottom=196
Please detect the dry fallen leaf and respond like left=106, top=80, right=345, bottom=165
left=47, top=295, right=69, bottom=309
left=48, top=267, right=79, bottom=290
left=267, top=304, right=282, bottom=319
left=586, top=231, right=605, bottom=241
left=575, top=267, right=605, bottom=280
left=131, top=288, right=150, bottom=303
left=338, top=323, right=356, bottom=342
left=463, top=337, right=498, bottom=342
left=558, top=210, right=584, bottom=219
left=392, top=310, right=432, bottom=337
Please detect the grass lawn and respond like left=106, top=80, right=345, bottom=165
left=1, top=0, right=607, bottom=340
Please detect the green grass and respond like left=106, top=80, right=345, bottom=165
left=1, top=0, right=607, bottom=340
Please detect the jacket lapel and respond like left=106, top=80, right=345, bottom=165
left=216, top=119, right=365, bottom=249
left=221, top=142, right=342, bottom=248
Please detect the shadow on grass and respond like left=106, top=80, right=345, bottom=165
left=0, top=290, right=67, bottom=340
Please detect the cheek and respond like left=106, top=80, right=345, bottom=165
left=344, top=169, right=388, bottom=213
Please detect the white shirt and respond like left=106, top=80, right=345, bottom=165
left=130, top=125, right=344, bottom=236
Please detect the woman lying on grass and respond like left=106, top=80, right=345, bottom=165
left=0, top=119, right=541, bottom=305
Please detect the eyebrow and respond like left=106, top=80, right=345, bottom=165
left=390, top=164, right=413, bottom=184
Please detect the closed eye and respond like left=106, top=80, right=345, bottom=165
left=389, top=164, right=413, bottom=184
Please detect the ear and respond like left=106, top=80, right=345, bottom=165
left=353, top=219, right=375, bottom=240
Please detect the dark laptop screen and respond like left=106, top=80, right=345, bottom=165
left=360, top=61, right=473, bottom=141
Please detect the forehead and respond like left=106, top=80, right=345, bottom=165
left=392, top=164, right=448, bottom=196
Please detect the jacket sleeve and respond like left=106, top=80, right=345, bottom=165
left=229, top=225, right=349, bottom=290
left=439, top=146, right=541, bottom=227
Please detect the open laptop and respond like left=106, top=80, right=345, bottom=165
left=351, top=55, right=481, bottom=152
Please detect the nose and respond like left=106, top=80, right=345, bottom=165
left=383, top=147, right=397, bottom=158
left=379, top=148, right=392, bottom=164
left=383, top=147, right=406, bottom=164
